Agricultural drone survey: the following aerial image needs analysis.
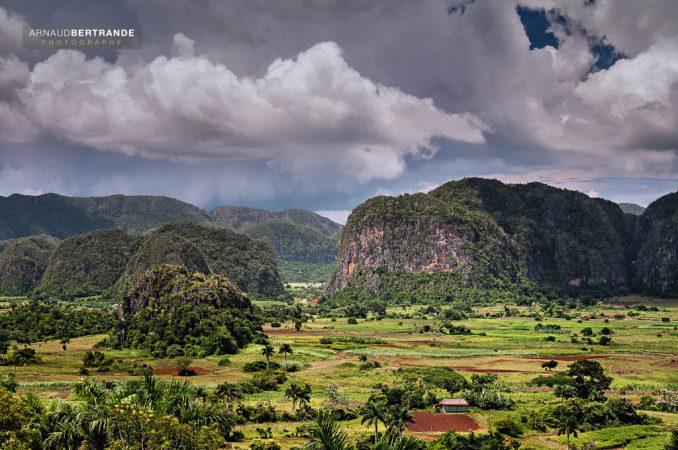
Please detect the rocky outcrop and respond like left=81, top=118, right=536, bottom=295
left=326, top=188, right=524, bottom=296
left=327, top=178, right=643, bottom=298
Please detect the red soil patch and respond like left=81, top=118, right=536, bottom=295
left=408, top=412, right=479, bottom=433
left=532, top=355, right=608, bottom=362
left=453, top=366, right=526, bottom=373
left=154, top=367, right=212, bottom=376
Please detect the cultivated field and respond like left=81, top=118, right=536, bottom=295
left=3, top=295, right=677, bottom=449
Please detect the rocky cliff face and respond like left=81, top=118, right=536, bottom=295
left=326, top=189, right=524, bottom=296
left=327, top=178, right=643, bottom=298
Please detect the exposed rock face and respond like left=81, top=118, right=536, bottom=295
left=326, top=188, right=523, bottom=296
left=0, top=235, right=58, bottom=295
left=327, top=178, right=642, bottom=297
left=635, top=192, right=678, bottom=295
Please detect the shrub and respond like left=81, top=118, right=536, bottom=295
left=494, top=417, right=523, bottom=437
left=250, top=440, right=281, bottom=450
left=218, top=357, right=231, bottom=366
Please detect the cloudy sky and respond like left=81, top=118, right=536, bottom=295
left=0, top=0, right=677, bottom=223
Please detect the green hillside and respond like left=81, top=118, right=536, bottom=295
left=113, top=222, right=284, bottom=299
left=328, top=178, right=653, bottom=301
left=34, top=229, right=139, bottom=299
left=243, top=221, right=337, bottom=264
left=635, top=191, right=678, bottom=295
left=0, top=235, right=59, bottom=295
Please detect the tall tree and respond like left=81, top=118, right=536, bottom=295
left=385, top=405, right=414, bottom=442
left=361, top=401, right=385, bottom=444
left=261, top=344, right=275, bottom=371
left=279, top=343, right=293, bottom=373
left=553, top=399, right=583, bottom=450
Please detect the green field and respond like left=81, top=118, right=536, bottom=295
left=2, top=293, right=676, bottom=449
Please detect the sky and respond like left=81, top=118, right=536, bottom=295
left=0, top=0, right=677, bottom=224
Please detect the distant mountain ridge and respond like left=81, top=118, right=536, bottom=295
left=0, top=194, right=342, bottom=269
left=0, top=193, right=209, bottom=239
left=326, top=178, right=678, bottom=298
left=618, top=203, right=646, bottom=216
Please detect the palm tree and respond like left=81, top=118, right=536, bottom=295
left=297, top=383, right=312, bottom=412
left=261, top=344, right=274, bottom=371
left=361, top=401, right=385, bottom=444
left=285, top=383, right=302, bottom=413
left=305, top=410, right=350, bottom=450
left=385, top=405, right=413, bottom=442
left=554, top=401, right=582, bottom=450
left=279, top=343, right=293, bottom=372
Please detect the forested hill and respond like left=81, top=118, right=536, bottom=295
left=0, top=194, right=342, bottom=269
left=0, top=193, right=209, bottom=239
left=327, top=178, right=678, bottom=298
left=0, top=222, right=284, bottom=299
left=209, top=205, right=342, bottom=265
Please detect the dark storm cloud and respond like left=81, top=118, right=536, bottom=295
left=0, top=0, right=676, bottom=213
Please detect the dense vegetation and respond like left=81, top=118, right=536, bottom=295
left=636, top=191, right=678, bottom=295
left=112, top=265, right=264, bottom=357
left=209, top=206, right=342, bottom=239
left=34, top=230, right=138, bottom=299
left=328, top=178, right=678, bottom=300
left=244, top=222, right=338, bottom=264
left=0, top=236, right=57, bottom=295
left=0, top=300, right=115, bottom=349
left=0, top=222, right=284, bottom=299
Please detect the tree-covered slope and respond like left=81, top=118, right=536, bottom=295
left=327, top=178, right=640, bottom=299
left=113, top=222, right=284, bottom=299
left=0, top=235, right=59, bottom=295
left=209, top=205, right=342, bottom=238
left=115, top=264, right=263, bottom=357
left=635, top=191, right=678, bottom=295
left=0, top=193, right=209, bottom=239
left=243, top=221, right=338, bottom=264
left=34, top=229, right=139, bottom=299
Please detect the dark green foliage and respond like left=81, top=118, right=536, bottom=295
left=636, top=191, right=678, bottom=295
left=244, top=361, right=281, bottom=372
left=0, top=193, right=209, bottom=240
left=548, top=397, right=651, bottom=432
left=278, top=261, right=337, bottom=284
left=428, top=431, right=518, bottom=450
left=113, top=221, right=284, bottom=299
left=494, top=417, right=523, bottom=437
left=566, top=360, right=613, bottom=400
left=530, top=373, right=571, bottom=387
left=113, top=265, right=263, bottom=358
left=327, top=178, right=658, bottom=300
left=35, top=229, right=138, bottom=299
left=0, top=300, right=115, bottom=344
left=0, top=235, right=57, bottom=295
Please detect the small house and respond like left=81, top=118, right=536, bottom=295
left=435, top=398, right=469, bottom=413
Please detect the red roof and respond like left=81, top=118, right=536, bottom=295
left=437, top=398, right=469, bottom=406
